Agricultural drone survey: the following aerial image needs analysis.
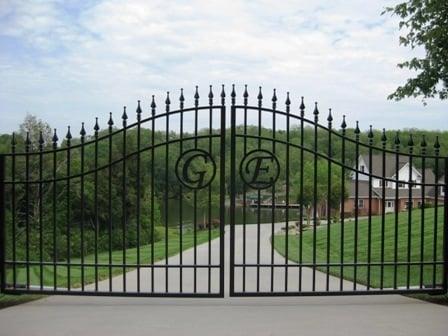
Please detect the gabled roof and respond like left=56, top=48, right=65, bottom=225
left=360, top=154, right=409, bottom=177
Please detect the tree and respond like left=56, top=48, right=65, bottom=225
left=291, top=159, right=345, bottom=227
left=383, top=0, right=448, bottom=102
left=19, top=114, right=53, bottom=148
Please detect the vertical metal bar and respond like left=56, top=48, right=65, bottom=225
left=94, top=119, right=99, bottom=291
left=136, top=102, right=142, bottom=293
left=340, top=116, right=347, bottom=291
left=393, top=132, right=400, bottom=289
left=52, top=137, right=57, bottom=290
left=107, top=114, right=114, bottom=292
left=208, top=86, right=213, bottom=293
left=11, top=135, right=16, bottom=288
left=312, top=103, right=319, bottom=292
left=367, top=126, right=373, bottom=290
left=25, top=133, right=30, bottom=289
left=419, top=137, right=426, bottom=289
left=256, top=87, right=262, bottom=292
left=443, top=157, right=448, bottom=293
left=407, top=136, right=414, bottom=289
left=80, top=123, right=86, bottom=291
left=432, top=139, right=440, bottom=288
left=229, top=85, right=236, bottom=295
left=271, top=90, right=277, bottom=293
left=219, top=85, right=226, bottom=297
left=121, top=111, right=127, bottom=292
left=298, top=97, right=305, bottom=292
left=65, top=128, right=71, bottom=291
left=243, top=86, right=248, bottom=293
left=179, top=90, right=184, bottom=293
left=150, top=98, right=156, bottom=293
left=165, top=94, right=170, bottom=293
left=326, top=110, right=333, bottom=291
left=380, top=130, right=387, bottom=290
left=38, top=133, right=44, bottom=289
left=284, top=92, right=291, bottom=293
left=353, top=122, right=360, bottom=290
left=0, top=155, right=5, bottom=293
left=193, top=88, right=198, bottom=293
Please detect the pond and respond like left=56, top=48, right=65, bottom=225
left=161, top=200, right=302, bottom=228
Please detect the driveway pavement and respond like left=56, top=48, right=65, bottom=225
left=0, top=223, right=447, bottom=336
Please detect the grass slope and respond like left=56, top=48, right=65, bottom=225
left=273, top=207, right=447, bottom=303
left=1, top=227, right=219, bottom=308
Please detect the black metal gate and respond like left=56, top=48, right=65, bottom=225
left=0, top=85, right=447, bottom=298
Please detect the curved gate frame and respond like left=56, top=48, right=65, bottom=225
left=0, top=84, right=447, bottom=297
left=228, top=85, right=448, bottom=296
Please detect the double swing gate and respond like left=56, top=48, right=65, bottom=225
left=0, top=85, right=447, bottom=298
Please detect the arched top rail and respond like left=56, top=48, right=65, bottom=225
left=234, top=106, right=444, bottom=160
left=0, top=85, right=445, bottom=160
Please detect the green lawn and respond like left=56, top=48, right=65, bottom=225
left=1, top=227, right=219, bottom=309
left=273, top=207, right=447, bottom=303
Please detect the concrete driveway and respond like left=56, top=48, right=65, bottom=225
left=0, top=224, right=447, bottom=336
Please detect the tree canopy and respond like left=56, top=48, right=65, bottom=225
left=384, top=0, right=448, bottom=102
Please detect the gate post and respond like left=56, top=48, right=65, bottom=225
left=443, top=157, right=448, bottom=293
left=0, top=154, right=6, bottom=293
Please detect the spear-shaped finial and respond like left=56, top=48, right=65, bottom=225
left=108, top=112, right=114, bottom=129
left=136, top=100, right=142, bottom=120
left=25, top=131, right=31, bottom=148
left=52, top=128, right=58, bottom=148
left=243, top=84, right=248, bottom=105
left=208, top=85, right=213, bottom=105
left=151, top=95, right=156, bottom=115
left=394, top=131, right=400, bottom=147
left=194, top=86, right=199, bottom=106
left=285, top=92, right=291, bottom=107
left=368, top=125, right=374, bottom=140
left=313, top=102, right=319, bottom=122
left=220, top=84, right=225, bottom=105
left=38, top=131, right=44, bottom=150
left=354, top=121, right=360, bottom=136
left=300, top=97, right=305, bottom=117
left=408, top=133, right=414, bottom=148
left=420, top=134, right=427, bottom=148
left=341, top=115, right=347, bottom=130
left=165, top=92, right=170, bottom=111
left=381, top=128, right=387, bottom=144
left=434, top=136, right=440, bottom=153
left=272, top=89, right=277, bottom=110
left=94, top=117, right=100, bottom=134
left=11, top=132, right=16, bottom=148
left=257, top=86, right=262, bottom=101
left=327, top=108, right=333, bottom=127
left=80, top=122, right=86, bottom=139
left=66, top=126, right=72, bottom=146
left=179, top=88, right=185, bottom=109
left=122, top=106, right=128, bottom=126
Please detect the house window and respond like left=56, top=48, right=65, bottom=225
left=379, top=180, right=389, bottom=187
left=386, top=201, right=394, bottom=208
left=358, top=199, right=364, bottom=208
left=405, top=201, right=413, bottom=209
left=398, top=182, right=405, bottom=188
left=417, top=201, right=422, bottom=208
left=360, top=165, right=365, bottom=173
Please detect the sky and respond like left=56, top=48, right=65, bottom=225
left=0, top=0, right=446, bottom=136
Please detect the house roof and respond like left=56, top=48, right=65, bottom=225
left=360, top=154, right=415, bottom=177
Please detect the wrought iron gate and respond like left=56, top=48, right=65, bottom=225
left=0, top=85, right=447, bottom=298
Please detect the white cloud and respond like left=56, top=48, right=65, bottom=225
left=0, top=0, right=446, bottom=136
